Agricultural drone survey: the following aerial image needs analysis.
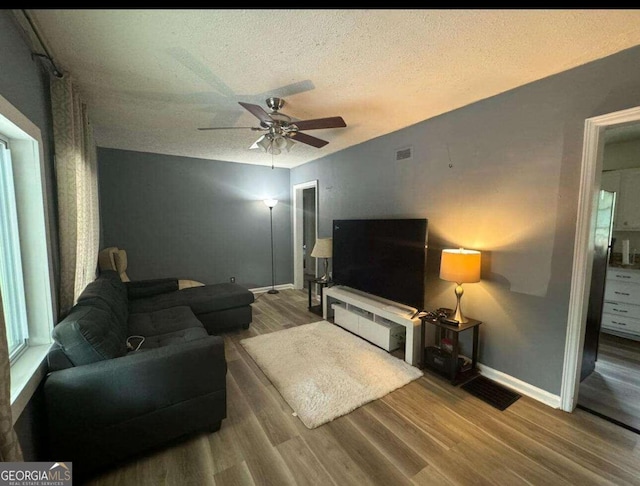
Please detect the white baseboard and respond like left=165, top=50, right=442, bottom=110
left=477, top=363, right=561, bottom=409
left=250, top=283, right=295, bottom=294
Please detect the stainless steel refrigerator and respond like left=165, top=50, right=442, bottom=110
left=581, top=189, right=616, bottom=381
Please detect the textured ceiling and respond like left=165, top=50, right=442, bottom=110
left=26, top=9, right=640, bottom=168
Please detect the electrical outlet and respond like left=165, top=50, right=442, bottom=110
left=230, top=277, right=235, bottom=283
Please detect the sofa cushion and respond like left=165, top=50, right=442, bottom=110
left=128, top=283, right=255, bottom=316
left=126, top=278, right=179, bottom=299
left=128, top=306, right=203, bottom=337
left=94, top=269, right=128, bottom=300
left=138, top=327, right=209, bottom=350
left=52, top=305, right=128, bottom=366
left=47, top=343, right=75, bottom=372
left=76, top=271, right=129, bottom=333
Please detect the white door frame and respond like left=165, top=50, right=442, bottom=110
left=292, top=180, right=319, bottom=289
left=561, top=105, right=640, bottom=412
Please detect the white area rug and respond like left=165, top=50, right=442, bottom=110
left=240, top=320, right=423, bottom=429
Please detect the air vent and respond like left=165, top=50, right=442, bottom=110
left=395, top=146, right=413, bottom=161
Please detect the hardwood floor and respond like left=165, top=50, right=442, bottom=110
left=87, top=290, right=640, bottom=486
left=579, top=332, right=640, bottom=431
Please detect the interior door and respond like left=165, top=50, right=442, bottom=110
left=581, top=189, right=616, bottom=381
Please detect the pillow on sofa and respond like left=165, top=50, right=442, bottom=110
left=113, top=249, right=131, bottom=282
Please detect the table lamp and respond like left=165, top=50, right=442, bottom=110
left=439, top=248, right=481, bottom=324
left=311, top=238, right=332, bottom=282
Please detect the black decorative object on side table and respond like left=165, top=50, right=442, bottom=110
left=307, top=277, right=332, bottom=316
left=421, top=314, right=482, bottom=385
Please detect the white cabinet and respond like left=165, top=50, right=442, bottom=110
left=617, top=169, right=640, bottom=230
left=602, top=267, right=640, bottom=340
left=602, top=168, right=640, bottom=231
left=333, top=304, right=405, bottom=352
left=323, top=286, right=422, bottom=366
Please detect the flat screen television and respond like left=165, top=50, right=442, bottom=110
left=332, top=218, right=428, bottom=311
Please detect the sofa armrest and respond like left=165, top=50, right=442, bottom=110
left=125, top=278, right=179, bottom=298
left=44, top=336, right=226, bottom=432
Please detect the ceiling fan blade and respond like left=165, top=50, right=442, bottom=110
left=197, top=126, right=260, bottom=131
left=290, top=132, right=329, bottom=148
left=293, top=117, right=346, bottom=131
left=238, top=102, right=272, bottom=125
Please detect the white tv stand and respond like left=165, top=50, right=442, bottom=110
left=323, top=286, right=422, bottom=366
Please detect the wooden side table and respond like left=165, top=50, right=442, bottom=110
left=307, top=278, right=332, bottom=316
left=421, top=316, right=482, bottom=385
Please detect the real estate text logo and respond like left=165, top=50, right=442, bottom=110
left=0, top=462, right=72, bottom=486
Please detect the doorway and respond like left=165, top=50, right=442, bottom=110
left=577, top=124, right=640, bottom=432
left=562, top=106, right=640, bottom=425
left=292, top=180, right=318, bottom=290
left=302, top=187, right=317, bottom=286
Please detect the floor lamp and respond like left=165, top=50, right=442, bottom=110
left=263, top=199, right=279, bottom=294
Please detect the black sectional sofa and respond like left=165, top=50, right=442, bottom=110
left=44, top=270, right=254, bottom=477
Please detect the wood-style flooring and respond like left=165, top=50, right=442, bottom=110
left=87, top=290, right=640, bottom=486
left=579, top=332, right=640, bottom=431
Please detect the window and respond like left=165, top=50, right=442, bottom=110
left=0, top=136, right=29, bottom=361
left=1, top=93, right=55, bottom=422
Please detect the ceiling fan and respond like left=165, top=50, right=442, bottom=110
left=198, top=97, right=347, bottom=155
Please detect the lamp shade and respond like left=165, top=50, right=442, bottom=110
left=263, top=199, right=278, bottom=208
left=311, top=238, right=332, bottom=258
left=440, top=248, right=481, bottom=283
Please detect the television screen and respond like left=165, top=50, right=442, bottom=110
left=332, top=218, right=428, bottom=311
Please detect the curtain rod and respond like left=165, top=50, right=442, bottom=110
left=20, top=9, right=64, bottom=78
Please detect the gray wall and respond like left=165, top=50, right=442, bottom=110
left=98, top=148, right=293, bottom=288
left=292, top=45, right=640, bottom=396
left=0, top=10, right=57, bottom=460
left=0, top=11, right=58, bottom=293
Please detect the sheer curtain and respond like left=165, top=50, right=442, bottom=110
left=50, top=74, right=100, bottom=316
left=0, top=291, right=23, bottom=461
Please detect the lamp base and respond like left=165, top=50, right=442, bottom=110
left=267, top=289, right=279, bottom=294
left=317, top=258, right=330, bottom=283
left=452, top=284, right=469, bottom=324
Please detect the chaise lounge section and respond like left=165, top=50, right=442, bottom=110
left=127, top=279, right=255, bottom=334
left=97, top=246, right=255, bottom=333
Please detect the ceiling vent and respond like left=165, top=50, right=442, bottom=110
left=395, top=146, right=413, bottom=161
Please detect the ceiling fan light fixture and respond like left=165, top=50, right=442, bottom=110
left=284, top=136, right=295, bottom=152
left=252, top=132, right=295, bottom=155
left=255, top=135, right=272, bottom=152
left=273, top=135, right=294, bottom=153
left=273, top=136, right=286, bottom=150
left=250, top=134, right=266, bottom=150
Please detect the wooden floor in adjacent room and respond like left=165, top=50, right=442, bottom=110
left=578, top=332, right=640, bottom=432
left=87, top=289, right=640, bottom=486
